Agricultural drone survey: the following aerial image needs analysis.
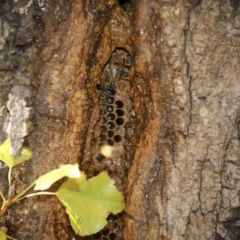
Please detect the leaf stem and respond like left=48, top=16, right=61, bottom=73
left=8, top=167, right=12, bottom=197
left=6, top=235, right=18, bottom=240
left=0, top=190, right=6, bottom=203
left=11, top=182, right=35, bottom=205
left=17, top=191, right=56, bottom=202
left=0, top=189, right=7, bottom=216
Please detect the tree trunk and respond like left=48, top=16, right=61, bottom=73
left=1, top=0, right=240, bottom=239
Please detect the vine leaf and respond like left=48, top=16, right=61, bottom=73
left=56, top=171, right=125, bottom=236
left=34, top=164, right=81, bottom=191
left=0, top=231, right=6, bottom=240
left=0, top=139, right=31, bottom=168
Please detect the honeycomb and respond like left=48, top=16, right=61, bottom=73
left=93, top=83, right=126, bottom=161
left=89, top=48, right=134, bottom=169
left=81, top=48, right=135, bottom=240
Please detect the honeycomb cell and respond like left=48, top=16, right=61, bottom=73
left=116, top=118, right=124, bottom=125
left=102, top=237, right=108, bottom=240
left=109, top=233, right=117, bottom=240
left=107, top=122, right=116, bottom=129
left=93, top=232, right=102, bottom=239
left=91, top=138, right=98, bottom=146
left=96, top=84, right=104, bottom=90
left=100, top=126, right=108, bottom=133
left=100, top=117, right=107, bottom=124
left=107, top=114, right=115, bottom=121
left=98, top=143, right=105, bottom=147
left=114, top=135, right=122, bottom=142
left=93, top=171, right=100, bottom=176
left=96, top=153, right=105, bottom=161
left=106, top=139, right=114, bottom=146
left=106, top=105, right=114, bottom=112
left=115, top=109, right=124, bottom=116
left=107, top=89, right=116, bottom=95
left=102, top=229, right=110, bottom=236
left=108, top=131, right=114, bottom=138
left=98, top=134, right=107, bottom=142
left=106, top=97, right=114, bottom=104
left=115, top=100, right=124, bottom=108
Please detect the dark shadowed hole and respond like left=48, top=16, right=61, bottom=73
left=116, top=118, right=124, bottom=125
left=106, top=97, right=114, bottom=104
left=93, top=171, right=100, bottom=176
left=91, top=138, right=97, bottom=146
left=96, top=84, right=103, bottom=90
left=106, top=105, right=114, bottom=112
left=107, top=113, right=115, bottom=120
left=93, top=232, right=102, bottom=239
left=96, top=154, right=105, bottom=161
left=100, top=126, right=108, bottom=133
left=98, top=134, right=107, bottom=142
left=115, top=100, right=124, bottom=108
left=106, top=139, right=114, bottom=146
left=118, top=0, right=131, bottom=11
left=108, top=122, right=116, bottom=129
left=15, top=44, right=29, bottom=52
left=108, top=131, right=115, bottom=138
left=102, top=237, right=108, bottom=240
left=114, top=135, right=122, bottom=142
left=107, top=89, right=116, bottom=95
left=109, top=233, right=117, bottom=240
left=116, top=109, right=124, bottom=116
left=187, top=0, right=200, bottom=5
left=230, top=0, right=240, bottom=8
left=102, top=229, right=110, bottom=236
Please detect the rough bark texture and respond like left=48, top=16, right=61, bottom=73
left=125, top=1, right=240, bottom=240
left=1, top=0, right=240, bottom=240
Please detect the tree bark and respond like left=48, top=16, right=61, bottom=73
left=125, top=1, right=240, bottom=239
left=1, top=0, right=240, bottom=239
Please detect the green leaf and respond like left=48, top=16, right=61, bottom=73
left=0, top=139, right=32, bottom=168
left=34, top=164, right=81, bottom=191
left=56, top=171, right=125, bottom=236
left=0, top=231, right=6, bottom=240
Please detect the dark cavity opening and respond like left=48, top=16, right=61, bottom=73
left=108, top=122, right=116, bottom=129
left=109, top=233, right=117, bottom=240
left=118, top=0, right=131, bottom=11
left=107, top=114, right=115, bottom=121
left=102, top=229, right=110, bottom=236
left=96, top=153, right=105, bottom=161
left=98, top=134, right=107, bottom=142
left=115, top=100, right=124, bottom=108
left=114, top=135, right=122, bottom=142
left=93, top=171, right=100, bottom=176
left=106, top=139, right=114, bottom=146
left=91, top=138, right=97, bottom=146
left=108, top=131, right=115, bottom=138
left=107, top=89, right=116, bottom=95
left=116, top=118, right=124, bottom=125
left=116, top=109, right=124, bottom=116
left=93, top=232, right=102, bottom=239
left=100, top=126, right=108, bottom=133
